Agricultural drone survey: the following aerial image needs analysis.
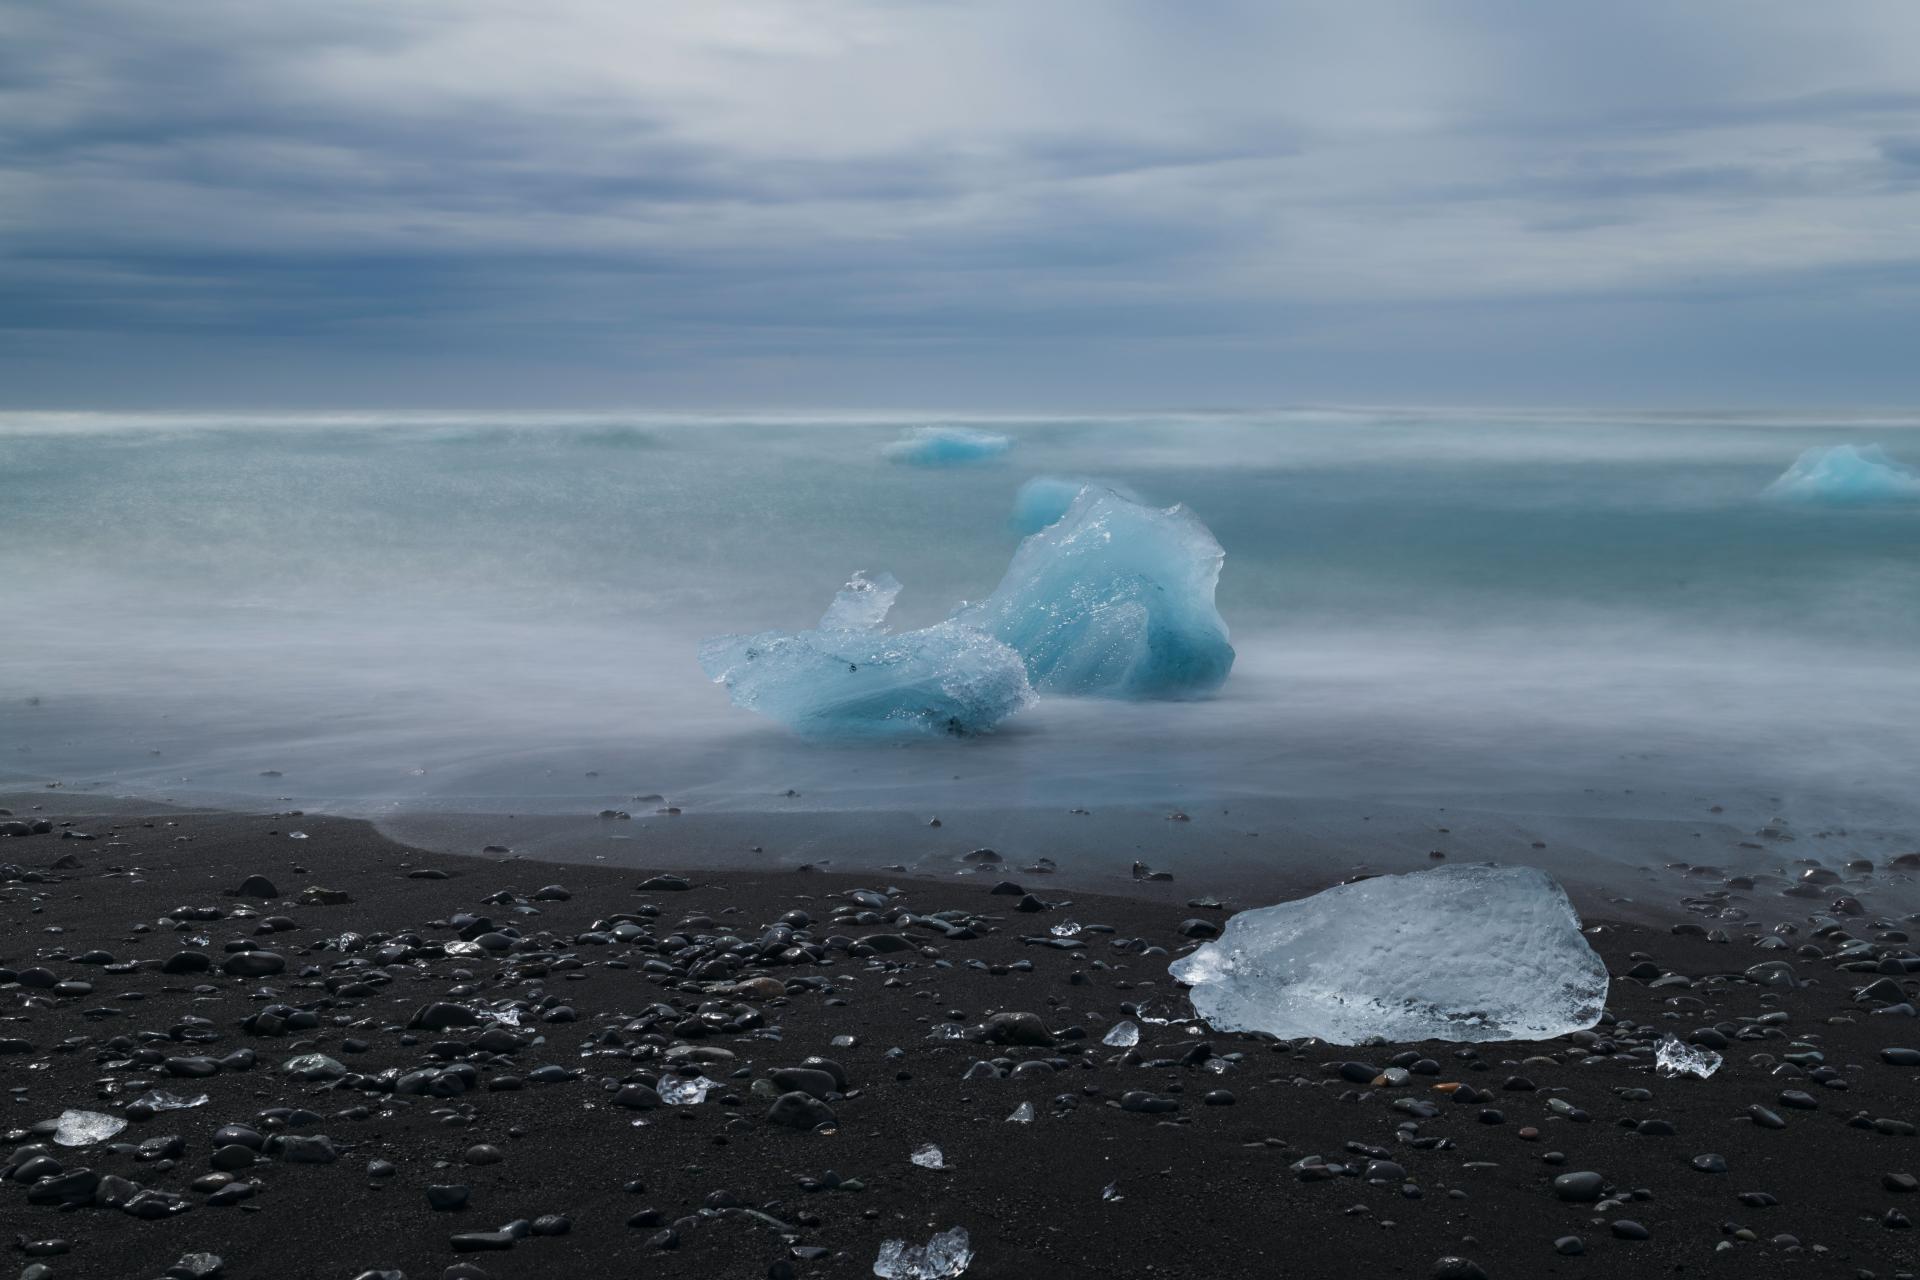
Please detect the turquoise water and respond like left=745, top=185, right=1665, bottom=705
left=3, top=410, right=1918, bottom=849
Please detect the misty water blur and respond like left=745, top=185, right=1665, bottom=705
left=3, top=410, right=1917, bottom=881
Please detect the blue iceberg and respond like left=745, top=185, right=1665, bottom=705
left=1010, top=475, right=1141, bottom=534
left=957, top=485, right=1234, bottom=697
left=1762, top=444, right=1920, bottom=505
left=883, top=426, right=1013, bottom=467
left=699, top=572, right=1034, bottom=737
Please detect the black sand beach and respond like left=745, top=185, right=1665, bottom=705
left=2, top=798, right=1918, bottom=1280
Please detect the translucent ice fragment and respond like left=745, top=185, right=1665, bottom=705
left=131, top=1090, right=208, bottom=1112
left=1102, top=1182, right=1124, bottom=1202
left=883, top=426, right=1012, bottom=466
left=910, top=1142, right=946, bottom=1169
left=658, top=1075, right=716, bottom=1105
left=1762, top=444, right=1920, bottom=505
left=702, top=571, right=1035, bottom=737
left=956, top=487, right=1233, bottom=698
left=282, top=1053, right=346, bottom=1079
left=53, top=1109, right=127, bottom=1146
left=1170, top=864, right=1608, bottom=1044
left=1006, top=1101, right=1035, bottom=1123
left=1655, top=1036, right=1722, bottom=1079
left=1049, top=920, right=1082, bottom=938
left=1101, top=1020, right=1141, bottom=1047
left=874, top=1226, right=973, bottom=1279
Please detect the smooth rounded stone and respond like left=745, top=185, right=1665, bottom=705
left=1203, top=1089, right=1236, bottom=1106
left=1692, top=1153, right=1729, bottom=1174
left=274, top=1135, right=338, bottom=1164
left=1554, top=1237, right=1585, bottom=1256
left=1337, top=1061, right=1382, bottom=1084
left=531, top=884, right=571, bottom=901
left=769, top=1068, right=839, bottom=1101
left=638, top=874, right=690, bottom=891
left=234, top=875, right=279, bottom=898
left=1177, top=918, right=1221, bottom=939
left=1552, top=1171, right=1606, bottom=1202
left=1885, top=1173, right=1919, bottom=1194
left=164, top=1056, right=221, bottom=1078
left=463, top=1145, right=503, bottom=1166
left=221, top=951, right=285, bottom=978
left=1430, top=1259, right=1488, bottom=1280
left=766, top=1091, right=836, bottom=1130
left=212, top=1125, right=265, bottom=1151
left=531, top=1215, right=571, bottom=1236
left=1881, top=1048, right=1920, bottom=1066
left=208, top=1145, right=256, bottom=1171
left=428, top=1184, right=472, bottom=1210
left=798, top=1056, right=849, bottom=1090
left=981, top=1011, right=1054, bottom=1046
left=1119, top=1090, right=1179, bottom=1114
left=160, top=952, right=213, bottom=975
left=410, top=1002, right=483, bottom=1031
left=450, top=1232, right=516, bottom=1252
left=1777, top=1089, right=1820, bottom=1110
left=1611, top=1220, right=1651, bottom=1240
left=1748, top=1105, right=1788, bottom=1129
left=600, top=1075, right=663, bottom=1109
left=352, top=1272, right=406, bottom=1280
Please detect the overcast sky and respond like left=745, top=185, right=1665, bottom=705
left=5, top=1, right=1920, bottom=410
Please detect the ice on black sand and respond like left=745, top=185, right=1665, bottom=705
left=1169, top=864, right=1608, bottom=1043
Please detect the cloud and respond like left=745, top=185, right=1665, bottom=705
left=3, top=0, right=1920, bottom=407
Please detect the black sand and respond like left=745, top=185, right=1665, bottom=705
left=2, top=799, right=1917, bottom=1279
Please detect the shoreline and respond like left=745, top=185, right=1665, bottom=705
left=1, top=799, right=1917, bottom=1277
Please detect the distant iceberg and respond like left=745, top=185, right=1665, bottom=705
left=883, top=426, right=1013, bottom=467
left=699, top=572, right=1034, bottom=737
left=1170, top=864, right=1608, bottom=1044
left=958, top=486, right=1234, bottom=698
left=1010, top=475, right=1141, bottom=534
left=1762, top=444, right=1920, bottom=505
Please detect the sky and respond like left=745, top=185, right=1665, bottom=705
left=4, top=1, right=1920, bottom=411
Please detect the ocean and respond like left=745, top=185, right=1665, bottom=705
left=4, top=409, right=1917, bottom=891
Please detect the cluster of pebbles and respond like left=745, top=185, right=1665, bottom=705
left=0, top=803, right=1917, bottom=1279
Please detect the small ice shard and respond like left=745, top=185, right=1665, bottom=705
left=956, top=487, right=1234, bottom=698
left=288, top=830, right=308, bottom=840
left=282, top=1053, right=346, bottom=1079
left=701, top=571, right=1035, bottom=738
left=130, top=1090, right=208, bottom=1112
left=1655, top=1036, right=1722, bottom=1079
left=909, top=1142, right=946, bottom=1169
left=883, top=426, right=1012, bottom=467
left=1762, top=444, right=1920, bottom=505
left=1169, top=864, right=1608, bottom=1044
left=1049, top=919, right=1082, bottom=938
left=1006, top=1101, right=1035, bottom=1123
left=53, top=1109, right=127, bottom=1146
left=1101, top=1020, right=1141, bottom=1047
left=1102, top=1182, right=1124, bottom=1202
left=1011, top=475, right=1140, bottom=534
left=874, top=1226, right=973, bottom=1279
left=658, top=1075, right=716, bottom=1105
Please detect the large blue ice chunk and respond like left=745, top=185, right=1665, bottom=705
left=956, top=486, right=1233, bottom=697
left=700, top=572, right=1034, bottom=737
left=1762, top=444, right=1920, bottom=505
left=1010, top=475, right=1141, bottom=534
left=883, top=427, right=1013, bottom=467
left=1170, top=864, right=1609, bottom=1044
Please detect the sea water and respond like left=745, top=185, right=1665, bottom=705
left=3, top=410, right=1917, bottom=887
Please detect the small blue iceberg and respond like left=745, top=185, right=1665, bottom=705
left=959, top=485, right=1234, bottom=698
left=702, top=485, right=1234, bottom=735
left=1762, top=444, right=1920, bottom=505
left=882, top=426, right=1013, bottom=467
left=699, top=572, right=1035, bottom=737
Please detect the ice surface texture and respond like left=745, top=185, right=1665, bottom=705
left=1169, top=864, right=1608, bottom=1044
left=700, top=572, right=1035, bottom=738
left=874, top=1226, right=973, bottom=1279
left=1010, top=474, right=1140, bottom=534
left=1655, top=1036, right=1722, bottom=1079
left=883, top=427, right=1013, bottom=466
left=958, top=486, right=1234, bottom=697
left=1762, top=444, right=1920, bottom=505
